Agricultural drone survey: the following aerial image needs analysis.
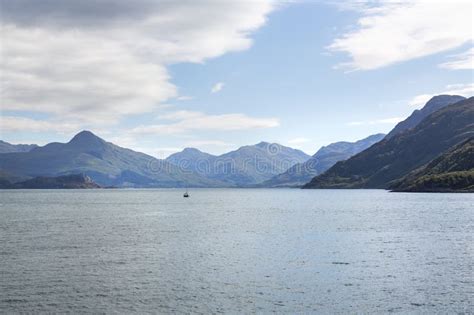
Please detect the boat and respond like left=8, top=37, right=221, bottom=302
left=183, top=188, right=189, bottom=198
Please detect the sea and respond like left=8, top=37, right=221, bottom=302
left=1, top=189, right=472, bottom=313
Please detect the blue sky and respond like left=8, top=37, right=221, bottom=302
left=1, top=1, right=473, bottom=157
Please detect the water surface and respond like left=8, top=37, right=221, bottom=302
left=1, top=189, right=472, bottom=313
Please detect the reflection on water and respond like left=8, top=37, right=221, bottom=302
left=1, top=189, right=472, bottom=313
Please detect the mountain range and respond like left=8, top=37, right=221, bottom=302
left=0, top=140, right=38, bottom=153
left=260, top=134, right=385, bottom=187
left=0, top=132, right=311, bottom=188
left=1, top=94, right=472, bottom=191
left=1, top=132, right=385, bottom=188
left=166, top=142, right=310, bottom=186
left=304, top=96, right=474, bottom=189
left=0, top=131, right=224, bottom=188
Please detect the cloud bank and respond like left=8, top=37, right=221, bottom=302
left=1, top=0, right=275, bottom=124
left=329, top=1, right=473, bottom=70
left=132, top=110, right=280, bottom=135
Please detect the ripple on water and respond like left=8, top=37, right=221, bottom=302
left=0, top=189, right=472, bottom=313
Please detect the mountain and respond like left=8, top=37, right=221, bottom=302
left=385, top=95, right=465, bottom=139
left=261, top=134, right=385, bottom=187
left=166, top=148, right=217, bottom=174
left=166, top=142, right=310, bottom=186
left=215, top=142, right=310, bottom=185
left=0, top=140, right=38, bottom=153
left=0, top=174, right=101, bottom=189
left=390, top=138, right=474, bottom=192
left=0, top=170, right=30, bottom=184
left=0, top=131, right=224, bottom=188
left=303, top=96, right=474, bottom=189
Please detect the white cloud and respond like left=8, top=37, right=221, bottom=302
left=329, top=1, right=473, bottom=70
left=0, top=0, right=275, bottom=124
left=176, top=96, right=194, bottom=101
left=106, top=135, right=141, bottom=150
left=211, top=82, right=225, bottom=94
left=409, top=83, right=474, bottom=108
left=138, top=147, right=183, bottom=159
left=132, top=110, right=279, bottom=135
left=347, top=117, right=404, bottom=126
left=409, top=94, right=434, bottom=108
left=287, top=137, right=311, bottom=144
left=185, top=140, right=234, bottom=147
left=444, top=83, right=474, bottom=94
left=439, top=47, right=474, bottom=70
left=160, top=110, right=204, bottom=121
left=0, top=116, right=81, bottom=133
left=183, top=140, right=238, bottom=155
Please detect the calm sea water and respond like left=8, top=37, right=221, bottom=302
left=0, top=189, right=472, bottom=313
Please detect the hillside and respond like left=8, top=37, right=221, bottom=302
left=166, top=148, right=217, bottom=174
left=390, top=138, right=474, bottom=192
left=261, top=134, right=385, bottom=187
left=385, top=95, right=465, bottom=139
left=0, top=174, right=101, bottom=189
left=0, top=131, right=224, bottom=188
left=167, top=142, right=310, bottom=186
left=0, top=140, right=38, bottom=153
left=303, top=97, right=474, bottom=189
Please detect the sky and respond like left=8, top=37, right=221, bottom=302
left=1, top=0, right=473, bottom=157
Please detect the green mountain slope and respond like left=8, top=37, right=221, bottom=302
left=0, top=131, right=224, bottom=188
left=261, top=134, right=385, bottom=187
left=390, top=138, right=474, bottom=192
left=303, top=97, right=474, bottom=189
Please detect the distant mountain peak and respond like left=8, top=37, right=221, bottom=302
left=173, top=147, right=215, bottom=157
left=182, top=147, right=204, bottom=153
left=166, top=141, right=310, bottom=186
left=425, top=95, right=465, bottom=108
left=315, top=133, right=386, bottom=157
left=166, top=147, right=217, bottom=167
left=0, top=140, right=38, bottom=153
left=71, top=130, right=99, bottom=140
left=255, top=141, right=272, bottom=148
left=69, top=130, right=105, bottom=146
left=385, top=94, right=466, bottom=139
left=0, top=130, right=221, bottom=188
left=260, top=133, right=385, bottom=188
left=305, top=97, right=474, bottom=189
left=365, top=133, right=386, bottom=140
